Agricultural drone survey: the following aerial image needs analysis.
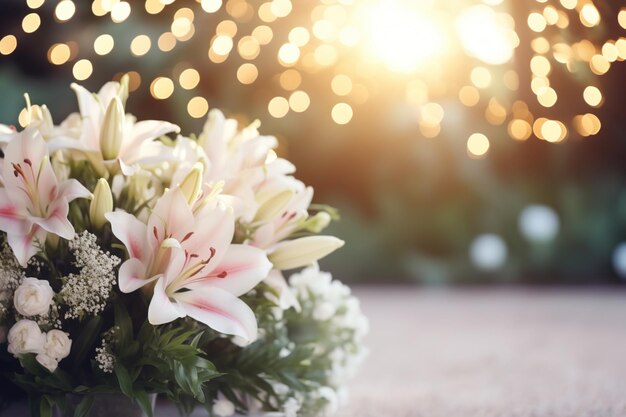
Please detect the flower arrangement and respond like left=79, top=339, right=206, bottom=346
left=0, top=77, right=367, bottom=417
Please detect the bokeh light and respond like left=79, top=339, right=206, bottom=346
left=0, top=0, right=619, bottom=150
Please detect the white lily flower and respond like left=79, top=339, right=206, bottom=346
left=106, top=181, right=272, bottom=342
left=48, top=77, right=180, bottom=176
left=0, top=128, right=90, bottom=266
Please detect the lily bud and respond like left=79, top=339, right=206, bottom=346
left=179, top=163, right=204, bottom=205
left=302, top=212, right=332, bottom=233
left=90, top=179, right=113, bottom=230
left=255, top=189, right=294, bottom=223
left=99, top=97, right=124, bottom=161
left=118, top=74, right=130, bottom=106
left=269, top=236, right=345, bottom=270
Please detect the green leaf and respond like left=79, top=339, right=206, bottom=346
left=114, top=303, right=133, bottom=350
left=71, top=316, right=103, bottom=366
left=73, top=395, right=93, bottom=417
left=40, top=396, right=52, bottom=417
left=190, top=331, right=205, bottom=348
left=135, top=391, right=154, bottom=417
left=19, top=354, right=47, bottom=377
left=114, top=364, right=133, bottom=397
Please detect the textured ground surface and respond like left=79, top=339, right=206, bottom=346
left=340, top=287, right=626, bottom=417
left=4, top=287, right=626, bottom=417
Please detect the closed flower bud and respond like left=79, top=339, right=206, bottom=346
left=179, top=163, right=204, bottom=205
left=254, top=189, right=294, bottom=223
left=14, top=278, right=55, bottom=317
left=7, top=320, right=46, bottom=357
left=269, top=236, right=345, bottom=270
left=90, top=178, right=113, bottom=230
left=99, top=97, right=125, bottom=161
left=35, top=353, right=58, bottom=372
left=44, top=330, right=72, bottom=360
left=302, top=211, right=332, bottom=233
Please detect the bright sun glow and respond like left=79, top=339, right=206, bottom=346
left=456, top=5, right=519, bottom=65
left=363, top=0, right=446, bottom=73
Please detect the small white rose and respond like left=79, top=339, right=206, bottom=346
left=35, top=353, right=58, bottom=372
left=44, top=330, right=72, bottom=360
left=7, top=319, right=45, bottom=356
left=14, top=278, right=55, bottom=317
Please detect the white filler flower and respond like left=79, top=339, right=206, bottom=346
left=13, top=277, right=55, bottom=317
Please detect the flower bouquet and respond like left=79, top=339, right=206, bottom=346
left=0, top=77, right=368, bottom=417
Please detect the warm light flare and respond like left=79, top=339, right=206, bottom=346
left=362, top=0, right=447, bottom=73
left=456, top=5, right=518, bottom=65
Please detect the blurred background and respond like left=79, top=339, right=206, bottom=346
left=1, top=0, right=626, bottom=285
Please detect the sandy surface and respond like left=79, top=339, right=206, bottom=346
left=341, top=287, right=626, bottom=417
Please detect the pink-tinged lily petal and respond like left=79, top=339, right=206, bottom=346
left=2, top=129, right=50, bottom=209
left=34, top=158, right=60, bottom=211
left=185, top=203, right=234, bottom=266
left=147, top=189, right=195, bottom=247
left=106, top=210, right=148, bottom=261
left=7, top=225, right=46, bottom=267
left=250, top=222, right=275, bottom=248
left=57, top=178, right=91, bottom=202
left=148, top=277, right=186, bottom=325
left=195, top=244, right=271, bottom=297
left=31, top=202, right=74, bottom=240
left=175, top=285, right=258, bottom=342
left=0, top=189, right=29, bottom=235
left=118, top=258, right=157, bottom=293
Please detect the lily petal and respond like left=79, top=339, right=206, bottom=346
left=176, top=285, right=258, bottom=342
left=106, top=210, right=148, bottom=261
left=118, top=258, right=154, bottom=293
left=196, top=244, right=271, bottom=297
left=185, top=203, right=234, bottom=267
left=147, top=188, right=195, bottom=247
left=120, top=120, right=179, bottom=158
left=7, top=225, right=46, bottom=267
left=31, top=203, right=74, bottom=240
left=148, top=277, right=186, bottom=325
left=58, top=178, right=91, bottom=202
left=0, top=189, right=29, bottom=235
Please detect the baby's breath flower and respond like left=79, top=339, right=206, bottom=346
left=95, top=338, right=115, bottom=373
left=59, top=232, right=120, bottom=320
